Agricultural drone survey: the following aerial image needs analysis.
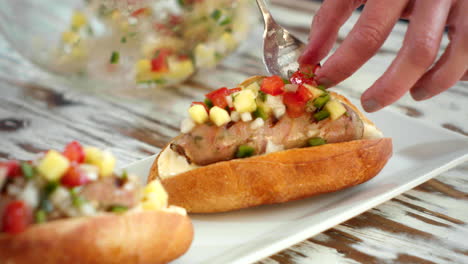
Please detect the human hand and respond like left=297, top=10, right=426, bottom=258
left=299, top=0, right=468, bottom=112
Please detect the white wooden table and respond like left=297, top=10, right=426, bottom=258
left=0, top=0, right=467, bottom=263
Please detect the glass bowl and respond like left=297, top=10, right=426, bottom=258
left=0, top=0, right=255, bottom=89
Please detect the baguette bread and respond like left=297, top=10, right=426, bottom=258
left=0, top=210, right=193, bottom=264
left=149, top=74, right=393, bottom=213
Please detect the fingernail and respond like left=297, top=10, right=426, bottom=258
left=411, top=89, right=428, bottom=101
left=362, top=99, right=381, bottom=112
left=317, top=77, right=332, bottom=87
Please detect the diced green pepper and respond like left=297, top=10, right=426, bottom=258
left=211, top=9, right=222, bottom=20
left=120, top=170, right=128, bottom=181
left=308, top=137, right=327, bottom=146
left=253, top=106, right=268, bottom=120
left=282, top=78, right=291, bottom=84
left=313, top=93, right=330, bottom=109
left=110, top=205, right=128, bottom=214
left=20, top=162, right=35, bottom=179
left=44, top=181, right=59, bottom=196
left=258, top=91, right=267, bottom=102
left=220, top=17, right=232, bottom=26
left=204, top=98, right=214, bottom=108
left=314, top=109, right=330, bottom=121
left=35, top=210, right=47, bottom=223
left=236, top=145, right=255, bottom=158
left=110, top=51, right=119, bottom=64
left=316, top=85, right=326, bottom=91
left=120, top=36, right=127, bottom=43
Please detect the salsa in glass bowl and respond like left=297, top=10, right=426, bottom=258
left=0, top=0, right=255, bottom=89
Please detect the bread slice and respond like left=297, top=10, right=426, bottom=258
left=0, top=210, right=193, bottom=264
left=150, top=138, right=392, bottom=213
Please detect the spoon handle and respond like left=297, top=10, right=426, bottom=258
left=255, top=0, right=277, bottom=28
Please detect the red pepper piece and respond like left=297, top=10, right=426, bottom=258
left=289, top=71, right=318, bottom=86
left=131, top=8, right=148, bottom=17
left=151, top=48, right=172, bottom=72
left=63, top=141, right=85, bottom=164
left=206, top=87, right=229, bottom=109
left=191, top=102, right=209, bottom=112
left=61, top=163, right=90, bottom=188
left=0, top=160, right=22, bottom=178
left=296, top=84, right=313, bottom=102
left=260, top=75, right=285, bottom=96
left=2, top=200, right=32, bottom=234
left=228, top=87, right=242, bottom=94
left=283, top=92, right=306, bottom=118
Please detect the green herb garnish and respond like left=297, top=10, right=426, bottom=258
left=282, top=78, right=291, bottom=84
left=121, top=170, right=128, bottom=181
left=110, top=51, right=119, bottom=64
left=120, top=36, right=127, bottom=43
left=316, top=85, right=326, bottom=91
left=20, top=162, right=35, bottom=179
left=314, top=109, right=330, bottom=121
left=44, top=181, right=59, bottom=196
left=236, top=145, right=255, bottom=158
left=219, top=17, right=232, bottom=26
left=308, top=137, right=327, bottom=146
left=258, top=91, right=267, bottom=102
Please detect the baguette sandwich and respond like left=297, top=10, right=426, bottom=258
left=150, top=65, right=392, bottom=213
left=0, top=141, right=193, bottom=264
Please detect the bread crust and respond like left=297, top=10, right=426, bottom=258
left=0, top=210, right=193, bottom=264
left=150, top=138, right=392, bottom=213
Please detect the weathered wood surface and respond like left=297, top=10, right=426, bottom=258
left=0, top=0, right=467, bottom=263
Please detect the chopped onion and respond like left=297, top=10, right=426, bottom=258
left=240, top=112, right=252, bottom=122
left=273, top=105, right=286, bottom=119
left=180, top=118, right=196, bottom=133
left=225, top=95, right=233, bottom=108
left=265, top=140, right=284, bottom=154
left=250, top=118, right=264, bottom=130
left=230, top=111, right=240, bottom=122
left=284, top=84, right=298, bottom=92
left=19, top=181, right=40, bottom=209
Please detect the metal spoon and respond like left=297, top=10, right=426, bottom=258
left=255, top=0, right=306, bottom=79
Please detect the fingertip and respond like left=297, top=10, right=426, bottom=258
left=361, top=97, right=382, bottom=112
left=410, top=87, right=429, bottom=101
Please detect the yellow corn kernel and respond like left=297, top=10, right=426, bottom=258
left=209, top=106, right=231, bottom=126
left=62, top=31, right=80, bottom=44
left=189, top=104, right=209, bottom=124
left=37, top=150, right=70, bottom=181
left=71, top=11, right=87, bottom=29
left=194, top=44, right=216, bottom=68
left=233, top=89, right=257, bottom=113
left=244, top=82, right=260, bottom=96
left=325, top=100, right=347, bottom=120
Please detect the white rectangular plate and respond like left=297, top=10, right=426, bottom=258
left=124, top=109, right=468, bottom=264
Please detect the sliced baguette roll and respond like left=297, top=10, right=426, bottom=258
left=0, top=210, right=193, bottom=264
left=150, top=138, right=392, bottom=213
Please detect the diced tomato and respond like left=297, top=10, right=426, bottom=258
left=151, top=48, right=172, bottom=72
left=0, top=160, right=22, bottom=178
left=296, top=85, right=313, bottom=102
left=61, top=163, right=90, bottom=188
left=2, top=200, right=32, bottom=234
left=228, top=87, right=242, bottom=94
left=169, top=15, right=183, bottom=25
left=178, top=54, right=190, bottom=61
left=299, top=63, right=321, bottom=76
left=206, top=87, right=229, bottom=109
left=289, top=71, right=318, bottom=86
left=191, top=101, right=209, bottom=112
left=260, top=76, right=285, bottom=96
left=131, top=8, right=148, bottom=17
left=283, top=92, right=306, bottom=118
left=63, top=141, right=85, bottom=164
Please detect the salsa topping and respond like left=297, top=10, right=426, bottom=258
left=0, top=142, right=169, bottom=234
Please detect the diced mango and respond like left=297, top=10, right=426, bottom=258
left=37, top=150, right=70, bottom=181
left=71, top=11, right=87, bottom=29
left=62, top=31, right=80, bottom=44
left=84, top=147, right=115, bottom=177
left=141, top=180, right=168, bottom=211
left=136, top=59, right=151, bottom=74
left=209, top=106, right=231, bottom=126
left=233, top=90, right=257, bottom=113
left=188, top=104, right=209, bottom=124
left=245, top=82, right=260, bottom=96
left=219, top=32, right=237, bottom=51
left=325, top=100, right=347, bottom=120
left=304, top=84, right=324, bottom=98
left=194, top=44, right=216, bottom=68
left=167, top=58, right=194, bottom=79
